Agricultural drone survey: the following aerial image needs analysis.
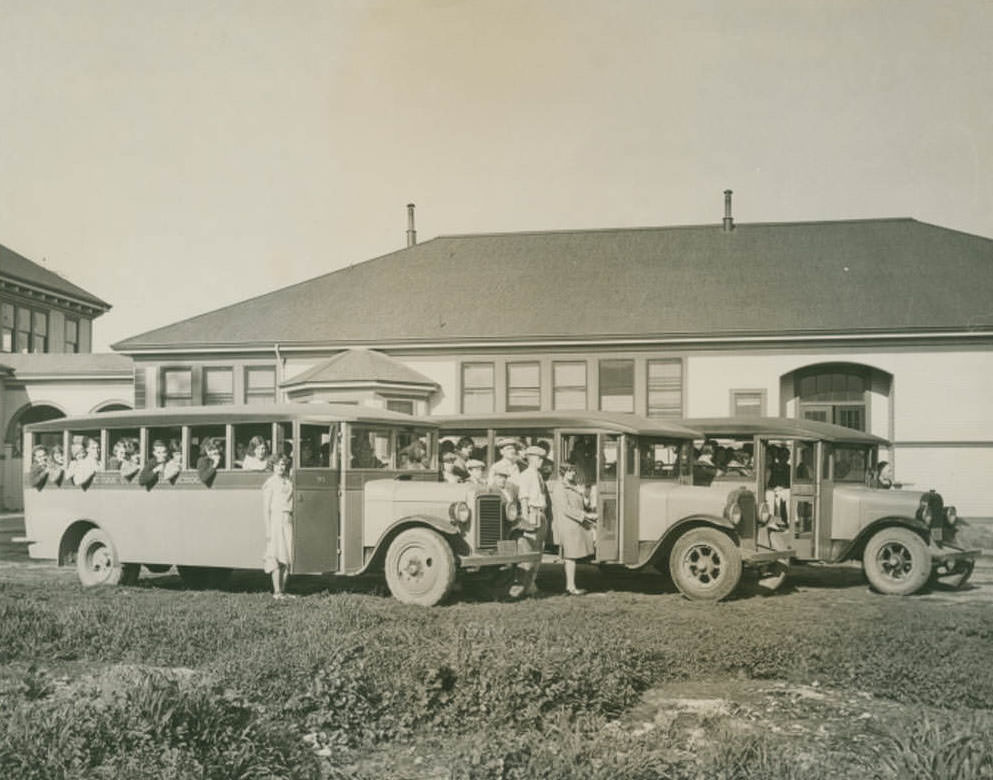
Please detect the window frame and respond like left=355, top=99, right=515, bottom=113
left=461, top=362, right=495, bottom=414
left=646, top=358, right=683, bottom=418
left=552, top=360, right=587, bottom=411
left=505, top=361, right=541, bottom=412
left=599, top=359, right=635, bottom=413
left=244, top=366, right=277, bottom=405
left=730, top=388, right=766, bottom=417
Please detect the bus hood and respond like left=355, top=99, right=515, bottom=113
left=638, top=481, right=746, bottom=539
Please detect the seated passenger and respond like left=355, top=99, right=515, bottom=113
left=398, top=438, right=430, bottom=469
left=452, top=437, right=475, bottom=481
left=29, top=445, right=50, bottom=489
left=873, top=461, right=894, bottom=489
left=108, top=438, right=129, bottom=470
left=351, top=436, right=385, bottom=469
left=68, top=440, right=97, bottom=489
left=138, top=440, right=171, bottom=489
left=241, top=435, right=271, bottom=471
left=196, top=438, right=223, bottom=486
left=84, top=437, right=104, bottom=472
left=47, top=444, right=66, bottom=486
left=693, top=444, right=719, bottom=486
left=441, top=451, right=461, bottom=483
left=122, top=440, right=142, bottom=480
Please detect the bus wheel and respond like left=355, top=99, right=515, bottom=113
left=669, top=527, right=742, bottom=601
left=177, top=566, right=232, bottom=590
left=384, top=528, right=456, bottom=606
left=863, top=528, right=931, bottom=595
left=76, top=528, right=139, bottom=587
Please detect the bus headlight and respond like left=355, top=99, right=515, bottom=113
left=449, top=501, right=471, bottom=527
left=944, top=505, right=958, bottom=528
left=728, top=503, right=742, bottom=526
left=504, top=501, right=519, bottom=523
left=758, top=502, right=771, bottom=526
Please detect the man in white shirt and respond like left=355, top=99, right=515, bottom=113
left=509, top=445, right=549, bottom=598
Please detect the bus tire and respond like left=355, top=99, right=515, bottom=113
left=669, top=527, right=742, bottom=601
left=384, top=527, right=456, bottom=606
left=76, top=528, right=139, bottom=587
left=177, top=566, right=232, bottom=590
left=863, top=527, right=931, bottom=596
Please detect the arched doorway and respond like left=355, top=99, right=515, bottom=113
left=3, top=403, right=66, bottom=511
left=784, top=363, right=892, bottom=434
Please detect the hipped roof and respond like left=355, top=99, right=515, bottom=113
left=113, top=218, right=993, bottom=351
left=282, top=349, right=438, bottom=388
left=1, top=243, right=111, bottom=310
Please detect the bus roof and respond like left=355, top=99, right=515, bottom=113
left=24, top=403, right=439, bottom=433
left=681, top=416, right=889, bottom=445
left=433, top=410, right=701, bottom=438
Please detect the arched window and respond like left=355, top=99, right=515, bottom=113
left=796, top=365, right=868, bottom=431
left=5, top=403, right=66, bottom=457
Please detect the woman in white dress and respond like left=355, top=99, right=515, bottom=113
left=262, top=454, right=294, bottom=599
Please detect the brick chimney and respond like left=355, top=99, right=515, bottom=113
left=406, top=203, right=417, bottom=247
left=723, top=189, right=734, bottom=232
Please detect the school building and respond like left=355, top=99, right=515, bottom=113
left=1, top=243, right=133, bottom=510
left=112, top=198, right=993, bottom=517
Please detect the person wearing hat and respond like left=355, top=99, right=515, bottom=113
left=488, top=437, right=522, bottom=484
left=549, top=461, right=596, bottom=595
left=509, top=444, right=550, bottom=598
left=451, top=436, right=476, bottom=481
left=465, top=458, right=487, bottom=488
left=441, top=451, right=461, bottom=483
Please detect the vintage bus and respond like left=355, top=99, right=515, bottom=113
left=18, top=404, right=539, bottom=605
left=435, top=411, right=794, bottom=601
left=682, top=417, right=981, bottom=595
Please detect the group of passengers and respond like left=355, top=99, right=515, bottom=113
left=692, top=440, right=754, bottom=485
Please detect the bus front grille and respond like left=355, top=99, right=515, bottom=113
left=475, top=494, right=504, bottom=549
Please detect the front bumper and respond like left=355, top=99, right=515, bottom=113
left=741, top=547, right=795, bottom=567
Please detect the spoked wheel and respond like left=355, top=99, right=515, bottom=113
left=384, top=527, right=455, bottom=606
left=177, top=566, right=232, bottom=590
left=76, top=528, right=139, bottom=587
left=669, top=527, right=742, bottom=601
left=863, top=528, right=931, bottom=596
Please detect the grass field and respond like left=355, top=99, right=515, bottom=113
left=1, top=552, right=992, bottom=780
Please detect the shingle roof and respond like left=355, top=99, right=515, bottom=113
left=1, top=243, right=111, bottom=310
left=282, top=349, right=438, bottom=388
left=112, top=218, right=993, bottom=351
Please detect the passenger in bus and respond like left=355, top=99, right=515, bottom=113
left=47, top=444, right=66, bottom=486
left=465, top=458, right=487, bottom=488
left=441, top=451, right=462, bottom=483
left=351, top=435, right=385, bottom=469
left=452, top=437, right=475, bottom=481
left=124, top=440, right=142, bottom=476
left=262, top=454, right=295, bottom=600
left=398, top=438, right=430, bottom=469
left=509, top=445, right=550, bottom=598
left=108, top=439, right=129, bottom=470
left=535, top=440, right=555, bottom=482
left=873, top=461, right=894, bottom=489
left=488, top=438, right=522, bottom=484
left=764, top=444, right=791, bottom=529
left=85, top=437, right=104, bottom=472
left=550, top=462, right=597, bottom=596
left=138, top=440, right=172, bottom=489
left=693, top=444, right=719, bottom=486
left=196, top=438, right=223, bottom=486
left=29, top=445, right=51, bottom=489
left=234, top=441, right=248, bottom=468
left=241, top=435, right=271, bottom=471
left=68, top=440, right=98, bottom=489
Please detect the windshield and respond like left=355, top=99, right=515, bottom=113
left=833, top=445, right=875, bottom=483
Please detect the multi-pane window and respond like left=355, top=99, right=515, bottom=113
left=462, top=362, right=495, bottom=413
left=731, top=389, right=765, bottom=417
left=647, top=359, right=682, bottom=418
left=553, top=361, right=587, bottom=410
left=1, top=302, right=51, bottom=353
left=245, top=367, right=277, bottom=404
left=506, top=361, right=540, bottom=411
left=203, top=368, right=235, bottom=405
left=386, top=399, right=414, bottom=415
left=599, top=359, right=634, bottom=413
left=798, top=366, right=868, bottom=431
left=162, top=368, right=194, bottom=407
left=1, top=303, right=12, bottom=351
left=64, top=319, right=79, bottom=353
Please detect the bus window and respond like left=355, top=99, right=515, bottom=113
left=561, top=434, right=597, bottom=486
left=105, top=429, right=140, bottom=470
left=68, top=430, right=103, bottom=469
left=834, top=445, right=872, bottom=483
left=397, top=430, right=434, bottom=470
left=794, top=441, right=815, bottom=483
left=439, top=432, right=488, bottom=467
left=351, top=427, right=390, bottom=469
left=299, top=424, right=333, bottom=468
left=148, top=426, right=183, bottom=469
left=273, top=421, right=292, bottom=460
left=234, top=423, right=273, bottom=469
left=640, top=438, right=682, bottom=480
left=190, top=425, right=226, bottom=469
left=600, top=435, right=619, bottom=479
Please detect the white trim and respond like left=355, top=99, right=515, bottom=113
left=116, top=329, right=993, bottom=356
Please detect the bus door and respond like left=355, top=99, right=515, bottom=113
left=788, top=439, right=817, bottom=559
left=292, top=423, right=341, bottom=574
left=558, top=432, right=617, bottom=560
left=815, top=441, right=834, bottom=559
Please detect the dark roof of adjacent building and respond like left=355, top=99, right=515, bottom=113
left=281, top=349, right=438, bottom=388
left=113, top=218, right=993, bottom=351
left=1, top=242, right=111, bottom=310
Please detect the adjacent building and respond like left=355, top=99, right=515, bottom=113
left=1, top=243, right=132, bottom=509
left=111, top=201, right=993, bottom=516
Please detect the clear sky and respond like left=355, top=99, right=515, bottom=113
left=2, top=0, right=991, bottom=351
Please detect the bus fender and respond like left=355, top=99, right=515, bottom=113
left=638, top=515, right=736, bottom=570
left=832, top=516, right=929, bottom=564
left=360, top=514, right=464, bottom=575
left=58, top=519, right=100, bottom=566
